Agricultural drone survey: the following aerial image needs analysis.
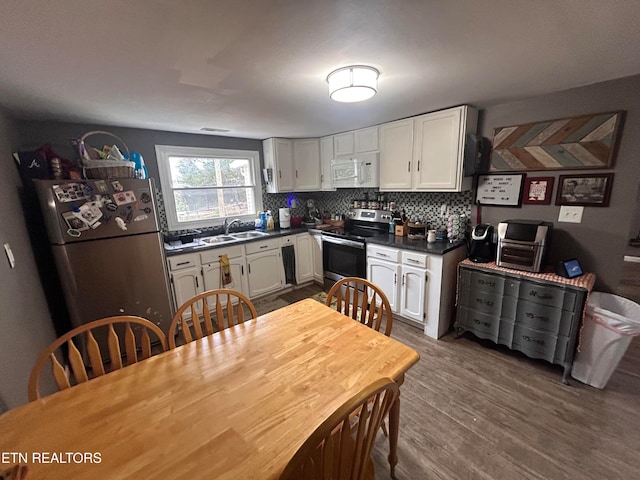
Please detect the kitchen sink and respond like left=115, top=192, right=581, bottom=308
left=200, top=235, right=236, bottom=244
left=230, top=231, right=270, bottom=239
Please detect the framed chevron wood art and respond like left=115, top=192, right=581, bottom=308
left=489, top=111, right=624, bottom=172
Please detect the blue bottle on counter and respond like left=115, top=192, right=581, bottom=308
left=389, top=218, right=395, bottom=233
left=260, top=211, right=267, bottom=230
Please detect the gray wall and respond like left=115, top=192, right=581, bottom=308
left=0, top=109, right=57, bottom=408
left=477, top=74, right=640, bottom=293
left=16, top=121, right=264, bottom=184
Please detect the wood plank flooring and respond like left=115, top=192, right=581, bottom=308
left=257, top=284, right=640, bottom=480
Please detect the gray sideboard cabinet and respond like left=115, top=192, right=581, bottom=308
left=454, top=260, right=595, bottom=383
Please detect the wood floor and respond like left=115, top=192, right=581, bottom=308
left=258, top=284, right=640, bottom=480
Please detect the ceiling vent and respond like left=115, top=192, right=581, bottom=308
left=200, top=127, right=230, bottom=133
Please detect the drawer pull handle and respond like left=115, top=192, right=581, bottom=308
left=529, top=290, right=553, bottom=300
left=522, top=335, right=545, bottom=346
left=475, top=298, right=494, bottom=307
left=376, top=252, right=388, bottom=258
left=407, top=259, right=420, bottom=264
left=176, top=261, right=190, bottom=266
left=473, top=318, right=492, bottom=328
left=525, top=312, right=549, bottom=322
left=260, top=245, right=268, bottom=249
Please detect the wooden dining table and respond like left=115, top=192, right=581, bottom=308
left=0, top=298, right=419, bottom=479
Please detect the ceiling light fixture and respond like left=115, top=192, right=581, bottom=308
left=327, top=65, right=379, bottom=103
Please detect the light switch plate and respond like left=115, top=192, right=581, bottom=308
left=558, top=206, right=584, bottom=223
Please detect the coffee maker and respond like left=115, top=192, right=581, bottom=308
left=468, top=224, right=496, bottom=263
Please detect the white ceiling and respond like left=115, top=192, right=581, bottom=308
left=1, top=0, right=640, bottom=140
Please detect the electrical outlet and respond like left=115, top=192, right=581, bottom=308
left=558, top=206, right=584, bottom=223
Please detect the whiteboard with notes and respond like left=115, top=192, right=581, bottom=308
left=475, top=173, right=525, bottom=207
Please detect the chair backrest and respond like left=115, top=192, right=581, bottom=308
left=280, top=378, right=399, bottom=480
left=168, top=289, right=258, bottom=349
left=28, top=315, right=167, bottom=401
left=325, top=277, right=393, bottom=336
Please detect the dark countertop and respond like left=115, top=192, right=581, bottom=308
left=165, top=227, right=467, bottom=257
left=366, top=233, right=467, bottom=255
left=164, top=227, right=309, bottom=256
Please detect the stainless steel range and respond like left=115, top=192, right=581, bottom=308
left=322, top=209, right=392, bottom=290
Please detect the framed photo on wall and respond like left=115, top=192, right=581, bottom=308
left=523, top=176, right=555, bottom=205
left=555, top=173, right=614, bottom=207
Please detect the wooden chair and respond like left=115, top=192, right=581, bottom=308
left=28, top=315, right=167, bottom=401
left=168, top=289, right=258, bottom=349
left=280, top=378, right=399, bottom=480
left=325, top=277, right=393, bottom=336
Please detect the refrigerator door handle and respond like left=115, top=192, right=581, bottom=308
left=57, top=248, right=78, bottom=295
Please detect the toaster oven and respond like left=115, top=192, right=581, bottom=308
left=496, top=220, right=552, bottom=272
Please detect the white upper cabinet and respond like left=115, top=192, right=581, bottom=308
left=412, top=106, right=477, bottom=191
left=292, top=138, right=321, bottom=191
left=333, top=127, right=379, bottom=157
left=379, top=119, right=414, bottom=191
left=319, top=136, right=335, bottom=191
left=379, top=105, right=477, bottom=192
left=264, top=105, right=475, bottom=193
left=263, top=138, right=294, bottom=193
left=263, top=138, right=320, bottom=192
left=354, top=127, right=379, bottom=153
left=333, top=132, right=355, bottom=156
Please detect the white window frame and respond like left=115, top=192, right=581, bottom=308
left=155, top=145, right=263, bottom=231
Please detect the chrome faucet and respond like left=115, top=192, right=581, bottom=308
left=224, top=218, right=242, bottom=234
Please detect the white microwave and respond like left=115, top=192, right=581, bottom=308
left=330, top=152, right=379, bottom=188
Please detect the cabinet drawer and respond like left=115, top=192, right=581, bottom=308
left=518, top=281, right=577, bottom=311
left=456, top=307, right=500, bottom=341
left=458, top=288, right=503, bottom=316
left=402, top=251, right=428, bottom=269
left=502, top=298, right=574, bottom=336
left=367, top=244, right=400, bottom=263
left=510, top=323, right=568, bottom=364
left=280, top=235, right=296, bottom=246
left=245, top=238, right=280, bottom=255
left=199, top=244, right=244, bottom=264
left=167, top=254, right=197, bottom=271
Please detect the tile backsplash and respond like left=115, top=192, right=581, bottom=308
left=159, top=186, right=473, bottom=235
left=263, top=188, right=473, bottom=229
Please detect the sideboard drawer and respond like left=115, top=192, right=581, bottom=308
left=502, top=299, right=574, bottom=336
left=518, top=281, right=577, bottom=311
left=458, top=288, right=503, bottom=316
left=468, top=271, right=505, bottom=294
left=511, top=323, right=568, bottom=364
left=456, top=306, right=500, bottom=341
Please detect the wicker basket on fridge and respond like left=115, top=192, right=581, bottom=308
left=78, top=130, right=135, bottom=179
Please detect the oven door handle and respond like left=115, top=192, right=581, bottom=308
left=322, top=236, right=365, bottom=250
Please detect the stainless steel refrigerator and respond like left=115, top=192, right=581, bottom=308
left=34, top=178, right=173, bottom=358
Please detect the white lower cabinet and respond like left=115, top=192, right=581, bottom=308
left=245, top=238, right=284, bottom=298
left=399, top=264, right=427, bottom=323
left=311, top=233, right=323, bottom=281
left=367, top=256, right=401, bottom=313
left=167, top=254, right=202, bottom=312
left=367, top=243, right=466, bottom=339
left=199, top=244, right=248, bottom=296
left=167, top=245, right=250, bottom=312
left=295, top=234, right=314, bottom=284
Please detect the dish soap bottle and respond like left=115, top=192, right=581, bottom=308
left=266, top=211, right=275, bottom=230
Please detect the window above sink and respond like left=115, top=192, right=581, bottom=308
left=155, top=145, right=263, bottom=232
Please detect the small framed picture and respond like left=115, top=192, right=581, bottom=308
left=555, top=173, right=614, bottom=207
left=523, top=177, right=555, bottom=205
